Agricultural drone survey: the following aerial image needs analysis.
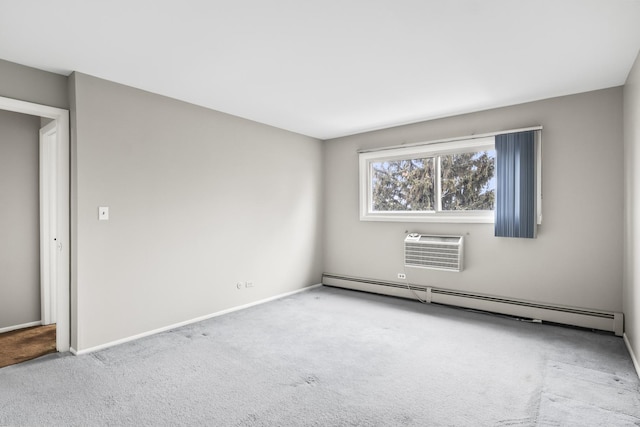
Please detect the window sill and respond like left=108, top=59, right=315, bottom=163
left=360, top=213, right=495, bottom=224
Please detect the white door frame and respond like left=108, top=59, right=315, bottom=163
left=0, top=96, right=70, bottom=352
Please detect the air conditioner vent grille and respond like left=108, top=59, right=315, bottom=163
left=404, top=234, right=463, bottom=272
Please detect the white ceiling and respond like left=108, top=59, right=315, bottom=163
left=1, top=0, right=639, bottom=139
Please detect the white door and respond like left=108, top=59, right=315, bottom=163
left=39, top=120, right=57, bottom=325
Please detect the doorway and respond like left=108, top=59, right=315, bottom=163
left=0, top=96, right=70, bottom=353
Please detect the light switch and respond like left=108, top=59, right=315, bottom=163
left=99, top=206, right=109, bottom=220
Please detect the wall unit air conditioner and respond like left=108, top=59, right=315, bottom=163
left=404, top=234, right=464, bottom=272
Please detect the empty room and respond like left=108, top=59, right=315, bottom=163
left=1, top=0, right=640, bottom=425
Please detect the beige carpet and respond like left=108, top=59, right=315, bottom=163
left=0, top=324, right=56, bottom=368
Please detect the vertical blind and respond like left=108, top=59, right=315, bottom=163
left=495, top=130, right=536, bottom=238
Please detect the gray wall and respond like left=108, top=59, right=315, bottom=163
left=0, top=59, right=68, bottom=109
left=624, top=50, right=640, bottom=365
left=70, top=73, right=324, bottom=351
left=0, top=57, right=630, bottom=358
left=0, top=109, right=42, bottom=328
left=324, top=88, right=623, bottom=313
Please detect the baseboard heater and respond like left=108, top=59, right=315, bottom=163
left=322, top=273, right=623, bottom=336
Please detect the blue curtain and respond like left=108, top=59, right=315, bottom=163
left=495, top=131, right=536, bottom=238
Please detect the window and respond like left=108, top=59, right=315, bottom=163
left=360, top=137, right=497, bottom=223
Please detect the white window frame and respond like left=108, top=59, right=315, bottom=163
left=359, top=136, right=497, bottom=223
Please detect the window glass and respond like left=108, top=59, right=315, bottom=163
left=371, top=158, right=435, bottom=211
left=440, top=150, right=496, bottom=211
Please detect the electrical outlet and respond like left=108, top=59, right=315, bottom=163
left=245, top=282, right=254, bottom=288
left=397, top=273, right=406, bottom=279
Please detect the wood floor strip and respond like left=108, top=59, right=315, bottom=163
left=0, top=324, right=56, bottom=368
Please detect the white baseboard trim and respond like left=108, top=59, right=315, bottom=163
left=623, top=333, right=640, bottom=379
left=72, top=283, right=323, bottom=356
left=0, top=321, right=41, bottom=334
